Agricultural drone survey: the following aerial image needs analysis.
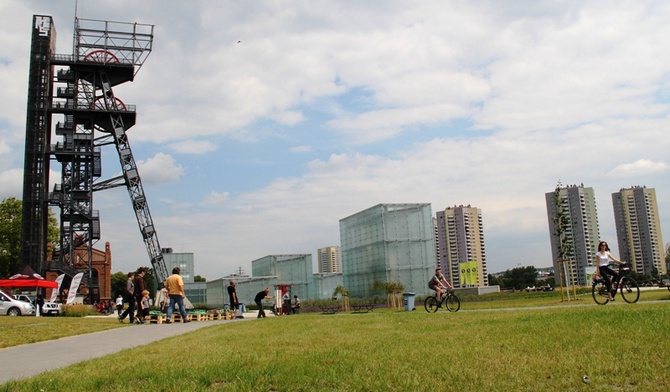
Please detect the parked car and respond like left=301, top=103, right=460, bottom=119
left=14, top=294, right=35, bottom=304
left=41, top=302, right=61, bottom=316
left=0, top=289, right=35, bottom=316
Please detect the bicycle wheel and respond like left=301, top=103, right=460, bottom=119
left=445, top=294, right=460, bottom=312
left=424, top=296, right=439, bottom=313
left=592, top=280, right=609, bottom=305
left=620, top=277, right=640, bottom=303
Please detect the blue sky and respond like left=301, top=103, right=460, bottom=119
left=1, top=0, right=669, bottom=279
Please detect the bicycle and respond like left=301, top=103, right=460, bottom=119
left=424, top=289, right=460, bottom=312
left=591, top=263, right=640, bottom=305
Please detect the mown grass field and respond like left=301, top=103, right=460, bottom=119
left=1, top=289, right=669, bottom=391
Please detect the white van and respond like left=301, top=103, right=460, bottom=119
left=0, top=289, right=35, bottom=316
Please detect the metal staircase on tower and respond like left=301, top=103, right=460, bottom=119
left=44, top=17, right=169, bottom=297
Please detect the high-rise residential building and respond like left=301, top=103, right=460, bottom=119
left=435, top=205, right=488, bottom=287
left=340, top=204, right=435, bottom=297
left=545, top=184, right=600, bottom=285
left=612, top=186, right=666, bottom=276
left=317, top=246, right=342, bottom=273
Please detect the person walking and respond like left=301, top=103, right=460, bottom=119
left=115, top=294, right=123, bottom=316
left=282, top=290, right=291, bottom=315
left=118, top=272, right=135, bottom=323
left=292, top=294, right=301, bottom=314
left=133, top=267, right=147, bottom=322
left=254, top=288, right=273, bottom=318
left=136, top=290, right=151, bottom=324
left=227, top=280, right=241, bottom=319
left=165, top=267, right=190, bottom=324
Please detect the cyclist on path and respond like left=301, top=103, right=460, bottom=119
left=592, top=241, right=625, bottom=301
left=428, top=268, right=452, bottom=302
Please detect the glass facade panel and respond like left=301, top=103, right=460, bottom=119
left=340, top=204, right=435, bottom=297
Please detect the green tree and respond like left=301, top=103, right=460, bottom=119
left=194, top=275, right=206, bottom=282
left=110, top=271, right=128, bottom=299
left=0, top=198, right=23, bottom=277
left=552, top=181, right=572, bottom=262
left=0, top=197, right=60, bottom=277
left=142, top=267, right=157, bottom=296
left=502, top=266, right=538, bottom=290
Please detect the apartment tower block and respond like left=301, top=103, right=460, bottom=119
left=545, top=184, right=600, bottom=286
left=435, top=205, right=488, bottom=287
left=612, top=186, right=666, bottom=276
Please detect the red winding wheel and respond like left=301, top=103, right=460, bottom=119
left=83, top=50, right=120, bottom=64
left=92, top=96, right=127, bottom=111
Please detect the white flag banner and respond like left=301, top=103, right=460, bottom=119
left=66, top=273, right=84, bottom=304
left=50, top=274, right=65, bottom=302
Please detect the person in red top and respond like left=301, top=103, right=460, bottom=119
left=165, top=267, right=190, bottom=324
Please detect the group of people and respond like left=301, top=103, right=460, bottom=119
left=116, top=266, right=190, bottom=324
left=117, top=267, right=151, bottom=324
left=115, top=241, right=623, bottom=324
left=281, top=291, right=301, bottom=315
left=96, top=299, right=114, bottom=314
left=227, top=282, right=301, bottom=319
left=253, top=287, right=300, bottom=318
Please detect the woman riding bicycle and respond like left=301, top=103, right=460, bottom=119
left=428, top=268, right=452, bottom=302
left=592, top=241, right=625, bottom=301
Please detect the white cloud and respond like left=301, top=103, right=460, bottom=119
left=201, top=191, right=229, bottom=207
left=168, top=140, right=218, bottom=154
left=0, top=140, right=10, bottom=155
left=288, top=145, right=312, bottom=153
left=0, top=168, right=23, bottom=199
left=607, top=159, right=669, bottom=178
left=136, top=153, right=184, bottom=184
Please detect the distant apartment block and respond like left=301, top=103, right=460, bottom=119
left=545, top=184, right=600, bottom=285
left=435, top=205, right=489, bottom=287
left=612, top=186, right=666, bottom=276
left=317, top=246, right=342, bottom=273
left=340, top=203, right=435, bottom=297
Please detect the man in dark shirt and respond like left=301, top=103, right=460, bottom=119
left=254, top=288, right=273, bottom=318
left=227, top=280, right=241, bottom=319
left=133, top=267, right=147, bottom=323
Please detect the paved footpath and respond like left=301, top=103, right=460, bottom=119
left=0, top=315, right=259, bottom=385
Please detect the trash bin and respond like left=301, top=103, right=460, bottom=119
left=403, top=292, right=416, bottom=311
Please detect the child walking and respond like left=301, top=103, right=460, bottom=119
left=136, top=290, right=151, bottom=324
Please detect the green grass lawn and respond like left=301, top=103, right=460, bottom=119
left=0, top=316, right=125, bottom=349
left=2, top=288, right=670, bottom=391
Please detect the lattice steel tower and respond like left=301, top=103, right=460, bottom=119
left=22, top=15, right=169, bottom=298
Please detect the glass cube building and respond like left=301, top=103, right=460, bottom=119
left=340, top=204, right=436, bottom=297
left=251, top=254, right=312, bottom=300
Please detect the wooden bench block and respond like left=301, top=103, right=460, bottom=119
left=148, top=314, right=166, bottom=324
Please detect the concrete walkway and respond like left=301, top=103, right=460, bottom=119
left=0, top=313, right=264, bottom=385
